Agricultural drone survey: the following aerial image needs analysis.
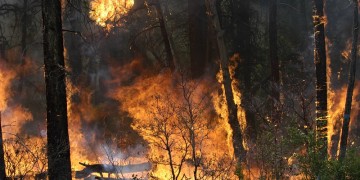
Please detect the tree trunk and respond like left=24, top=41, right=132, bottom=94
left=64, top=0, right=83, bottom=85
left=21, top=0, right=28, bottom=63
left=269, top=1, right=282, bottom=179
left=18, top=0, right=28, bottom=94
left=189, top=0, right=208, bottom=78
left=313, top=0, right=328, bottom=160
left=0, top=112, right=6, bottom=180
left=269, top=0, right=280, bottom=101
left=42, top=0, right=72, bottom=179
left=154, top=1, right=175, bottom=71
left=338, top=0, right=358, bottom=162
left=206, top=0, right=246, bottom=166
left=230, top=0, right=257, bottom=139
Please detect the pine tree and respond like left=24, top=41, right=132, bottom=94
left=42, top=0, right=72, bottom=178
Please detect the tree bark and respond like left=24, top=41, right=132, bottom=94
left=338, top=0, right=358, bottom=162
left=0, top=112, right=6, bottom=180
left=42, top=0, right=72, bottom=179
left=154, top=1, right=175, bottom=71
left=18, top=0, right=28, bottom=94
left=21, top=0, right=28, bottom=62
left=230, top=0, right=257, bottom=139
left=206, top=0, right=246, bottom=166
left=269, top=0, right=280, bottom=101
left=64, top=0, right=83, bottom=85
left=189, top=0, right=208, bottom=78
left=313, top=0, right=328, bottom=160
left=269, top=1, right=282, bottom=179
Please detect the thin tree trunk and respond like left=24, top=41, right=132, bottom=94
left=269, top=0, right=280, bottom=101
left=18, top=0, right=28, bottom=94
left=163, top=1, right=180, bottom=66
left=0, top=40, right=5, bottom=61
left=189, top=0, right=208, bottom=78
left=338, top=0, right=358, bottom=161
left=269, top=1, right=282, bottom=179
left=154, top=1, right=175, bottom=71
left=206, top=0, right=246, bottom=166
left=64, top=0, right=83, bottom=85
left=21, top=0, right=28, bottom=61
left=0, top=112, right=6, bottom=180
left=21, top=0, right=28, bottom=63
left=313, top=0, right=328, bottom=160
left=231, top=0, right=257, bottom=139
left=42, top=0, right=72, bottom=179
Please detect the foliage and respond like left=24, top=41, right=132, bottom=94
left=288, top=128, right=360, bottom=180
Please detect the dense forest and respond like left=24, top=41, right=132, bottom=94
left=0, top=0, right=359, bottom=179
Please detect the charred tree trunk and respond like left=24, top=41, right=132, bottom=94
left=64, top=0, right=83, bottom=85
left=0, top=38, right=5, bottom=61
left=18, top=0, right=28, bottom=94
left=338, top=0, right=358, bottom=162
left=0, top=112, right=6, bottom=180
left=269, top=0, right=280, bottom=101
left=313, top=0, right=328, bottom=161
left=206, top=0, right=246, bottom=167
left=230, top=0, right=257, bottom=139
left=21, top=0, right=28, bottom=62
left=154, top=1, right=175, bottom=71
left=42, top=0, right=72, bottom=179
left=189, top=0, right=208, bottom=78
left=269, top=1, right=282, bottom=179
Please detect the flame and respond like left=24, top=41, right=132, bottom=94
left=327, top=82, right=360, bottom=155
left=66, top=82, right=97, bottom=171
left=341, top=40, right=352, bottom=61
left=0, top=60, right=33, bottom=138
left=0, top=63, right=16, bottom=111
left=326, top=38, right=360, bottom=156
left=0, top=57, right=40, bottom=177
left=89, top=0, right=134, bottom=29
left=109, top=63, right=236, bottom=178
left=325, top=36, right=334, bottom=154
left=229, top=54, right=247, bottom=149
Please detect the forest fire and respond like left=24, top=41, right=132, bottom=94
left=327, top=38, right=360, bottom=156
left=0, top=63, right=15, bottom=112
left=0, top=60, right=43, bottom=177
left=327, top=83, right=360, bottom=156
left=109, top=66, right=236, bottom=178
left=0, top=0, right=359, bottom=179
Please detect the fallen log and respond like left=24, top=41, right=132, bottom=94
left=75, top=162, right=151, bottom=179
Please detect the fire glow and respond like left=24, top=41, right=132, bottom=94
left=89, top=0, right=134, bottom=29
left=109, top=66, right=237, bottom=178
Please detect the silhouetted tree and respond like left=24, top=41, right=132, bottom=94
left=189, top=0, right=208, bottom=78
left=206, top=0, right=246, bottom=172
left=338, top=0, right=358, bottom=162
left=153, top=0, right=175, bottom=71
left=269, top=0, right=280, bottom=101
left=313, top=0, right=328, bottom=161
left=42, top=0, right=72, bottom=179
left=230, top=0, right=257, bottom=139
